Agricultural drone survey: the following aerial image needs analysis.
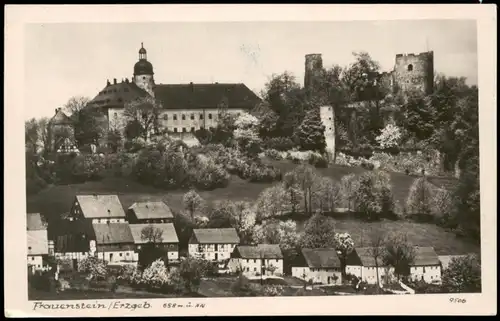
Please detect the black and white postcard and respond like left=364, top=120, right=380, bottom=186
left=4, top=4, right=497, bottom=317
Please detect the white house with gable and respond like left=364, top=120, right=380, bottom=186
left=188, top=228, right=240, bottom=264
left=228, top=244, right=284, bottom=276
left=291, top=248, right=342, bottom=285
left=345, top=247, right=395, bottom=285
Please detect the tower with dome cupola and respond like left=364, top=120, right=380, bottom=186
left=133, top=43, right=155, bottom=96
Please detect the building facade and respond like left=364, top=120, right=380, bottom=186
left=291, top=248, right=342, bottom=285
left=345, top=247, right=395, bottom=285
left=409, top=247, right=442, bottom=283
left=27, top=213, right=50, bottom=273
left=82, top=44, right=261, bottom=148
left=188, top=228, right=240, bottom=264
left=228, top=244, right=284, bottom=276
left=129, top=223, right=179, bottom=262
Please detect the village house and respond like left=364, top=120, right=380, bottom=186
left=127, top=201, right=174, bottom=224
left=291, top=248, right=342, bottom=285
left=129, top=223, right=179, bottom=262
left=228, top=244, right=284, bottom=276
left=54, top=194, right=128, bottom=264
left=91, top=223, right=137, bottom=263
left=27, top=213, right=50, bottom=273
left=409, top=246, right=442, bottom=283
left=68, top=194, right=127, bottom=224
left=188, top=228, right=240, bottom=264
left=345, top=247, right=395, bottom=285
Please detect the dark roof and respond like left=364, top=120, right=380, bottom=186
left=352, top=247, right=386, bottom=267
left=300, top=248, right=341, bottom=268
left=75, top=195, right=126, bottom=219
left=412, top=247, right=440, bottom=266
left=27, top=213, right=46, bottom=231
left=129, top=223, right=179, bottom=244
left=49, top=108, right=72, bottom=125
left=191, top=228, right=240, bottom=244
left=92, top=223, right=134, bottom=245
left=128, top=201, right=174, bottom=220
left=27, top=230, right=49, bottom=255
left=153, top=83, right=261, bottom=110
left=134, top=59, right=154, bottom=76
left=234, top=244, right=283, bottom=259
left=87, top=81, right=149, bottom=109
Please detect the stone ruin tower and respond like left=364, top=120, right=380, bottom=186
left=304, top=53, right=335, bottom=156
left=393, top=51, right=434, bottom=96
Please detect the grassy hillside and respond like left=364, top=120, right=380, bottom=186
left=27, top=161, right=475, bottom=256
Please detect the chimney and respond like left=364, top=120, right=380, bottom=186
left=190, top=82, right=194, bottom=91
left=106, top=79, right=111, bottom=86
left=113, top=78, right=117, bottom=85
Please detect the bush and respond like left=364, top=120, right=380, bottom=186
left=264, top=137, right=296, bottom=151
left=244, top=162, right=282, bottom=183
left=124, top=138, right=147, bottom=153
left=262, top=285, right=284, bottom=296
left=28, top=270, right=55, bottom=292
left=190, top=157, right=230, bottom=190
left=77, top=256, right=108, bottom=280
left=308, top=153, right=328, bottom=168
left=264, top=149, right=284, bottom=161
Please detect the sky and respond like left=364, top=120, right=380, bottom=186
left=24, top=20, right=478, bottom=119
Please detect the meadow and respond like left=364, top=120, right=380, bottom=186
left=26, top=160, right=477, bottom=256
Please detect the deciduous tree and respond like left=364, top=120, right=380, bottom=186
left=182, top=189, right=205, bottom=220
left=442, top=254, right=481, bottom=293
left=382, top=234, right=415, bottom=281
left=123, top=96, right=163, bottom=142
left=300, top=213, right=337, bottom=249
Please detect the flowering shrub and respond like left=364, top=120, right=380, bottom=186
left=116, top=265, right=141, bottom=285
left=262, top=285, right=284, bottom=296
left=78, top=256, right=108, bottom=280
left=141, top=259, right=171, bottom=290
left=264, top=149, right=285, bottom=161
left=243, top=162, right=282, bottom=183
left=375, top=124, right=402, bottom=149
left=190, top=157, right=230, bottom=190
left=124, top=137, right=147, bottom=153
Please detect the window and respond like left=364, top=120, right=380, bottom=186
left=208, top=113, right=213, bottom=120
left=182, top=114, right=186, bottom=120
left=164, top=114, right=168, bottom=120
left=407, top=64, right=413, bottom=71
left=31, top=257, right=35, bottom=261
left=254, top=267, right=257, bottom=272
left=200, top=114, right=204, bottom=120
left=28, top=246, right=32, bottom=250
left=191, top=127, right=195, bottom=132
left=190, top=114, right=195, bottom=120
left=174, top=128, right=178, bottom=133
left=246, top=259, right=249, bottom=263
left=254, top=259, right=256, bottom=263
left=143, top=76, right=146, bottom=80
left=246, top=267, right=250, bottom=272
left=173, top=114, right=177, bottom=120
left=182, top=128, right=186, bottom=132
left=126, top=253, right=129, bottom=256
left=423, top=267, right=426, bottom=273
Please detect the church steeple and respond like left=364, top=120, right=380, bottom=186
left=139, top=42, right=147, bottom=60
left=133, top=43, right=155, bottom=97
